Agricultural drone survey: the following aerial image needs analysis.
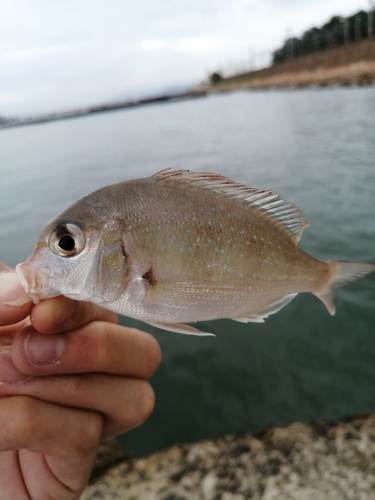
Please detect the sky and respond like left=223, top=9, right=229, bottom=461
left=0, top=0, right=371, bottom=116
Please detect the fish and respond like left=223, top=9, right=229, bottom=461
left=16, top=169, right=374, bottom=335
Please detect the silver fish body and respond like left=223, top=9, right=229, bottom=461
left=17, top=170, right=374, bottom=334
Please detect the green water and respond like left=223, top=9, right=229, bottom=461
left=1, top=87, right=374, bottom=456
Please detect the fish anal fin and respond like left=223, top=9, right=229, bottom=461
left=234, top=293, right=297, bottom=323
left=146, top=321, right=215, bottom=336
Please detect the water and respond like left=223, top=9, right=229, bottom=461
left=1, top=87, right=375, bottom=456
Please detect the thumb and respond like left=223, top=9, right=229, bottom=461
left=0, top=268, right=32, bottom=326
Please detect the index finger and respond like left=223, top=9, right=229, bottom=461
left=30, top=296, right=119, bottom=334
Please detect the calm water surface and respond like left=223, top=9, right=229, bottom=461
left=1, top=87, right=375, bottom=455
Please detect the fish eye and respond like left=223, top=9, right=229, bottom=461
left=49, top=223, right=85, bottom=257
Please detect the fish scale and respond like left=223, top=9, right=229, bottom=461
left=16, top=169, right=375, bottom=335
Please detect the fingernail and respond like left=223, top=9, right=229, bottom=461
left=0, top=272, right=31, bottom=306
left=0, top=350, right=30, bottom=384
left=25, top=332, right=64, bottom=366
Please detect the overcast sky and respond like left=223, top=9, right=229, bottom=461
left=0, top=0, right=370, bottom=116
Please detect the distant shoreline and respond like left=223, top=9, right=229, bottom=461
left=0, top=90, right=207, bottom=130
left=2, top=38, right=375, bottom=130
left=209, top=38, right=375, bottom=92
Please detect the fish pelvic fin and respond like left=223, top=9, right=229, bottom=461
left=146, top=321, right=215, bottom=336
left=314, top=260, right=375, bottom=315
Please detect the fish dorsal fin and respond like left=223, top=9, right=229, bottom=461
left=152, top=169, right=308, bottom=241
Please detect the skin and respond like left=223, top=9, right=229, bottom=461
left=0, top=262, right=161, bottom=500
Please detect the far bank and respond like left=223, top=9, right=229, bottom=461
left=209, top=38, right=375, bottom=91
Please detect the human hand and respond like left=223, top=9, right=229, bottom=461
left=0, top=262, right=161, bottom=500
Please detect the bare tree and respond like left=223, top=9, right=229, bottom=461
left=355, top=16, right=361, bottom=41
left=344, top=18, right=350, bottom=43
left=369, top=0, right=375, bottom=37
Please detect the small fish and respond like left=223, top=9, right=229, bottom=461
left=17, top=170, right=374, bottom=335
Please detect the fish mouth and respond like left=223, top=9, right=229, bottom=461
left=16, top=262, right=56, bottom=304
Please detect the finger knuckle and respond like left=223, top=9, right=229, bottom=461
left=84, top=411, right=104, bottom=443
left=62, top=374, right=85, bottom=399
left=95, top=322, right=114, bottom=368
left=85, top=302, right=119, bottom=325
left=134, top=381, right=156, bottom=427
left=74, top=411, right=103, bottom=458
left=115, top=381, right=156, bottom=432
left=144, top=336, right=162, bottom=378
left=7, top=396, right=39, bottom=440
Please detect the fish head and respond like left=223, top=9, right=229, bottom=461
left=17, top=201, right=130, bottom=305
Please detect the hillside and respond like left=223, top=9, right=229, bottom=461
left=211, top=38, right=375, bottom=90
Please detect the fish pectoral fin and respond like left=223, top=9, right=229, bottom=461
left=146, top=321, right=215, bottom=336
left=234, top=293, right=297, bottom=323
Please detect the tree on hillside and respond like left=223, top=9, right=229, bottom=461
left=210, top=72, right=223, bottom=85
left=272, top=9, right=374, bottom=64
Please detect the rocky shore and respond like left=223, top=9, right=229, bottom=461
left=82, top=413, right=375, bottom=500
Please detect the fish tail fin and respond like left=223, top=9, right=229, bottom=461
left=314, top=260, right=375, bottom=316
